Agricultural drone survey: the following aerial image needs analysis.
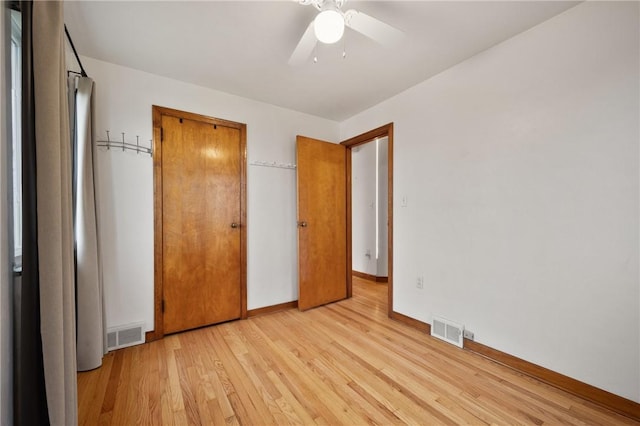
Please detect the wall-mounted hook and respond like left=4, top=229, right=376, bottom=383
left=96, top=130, right=153, bottom=157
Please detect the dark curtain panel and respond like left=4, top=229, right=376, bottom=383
left=14, top=1, right=50, bottom=425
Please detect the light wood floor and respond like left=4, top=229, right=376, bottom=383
left=78, top=277, right=636, bottom=425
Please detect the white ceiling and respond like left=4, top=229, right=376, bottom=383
left=64, top=1, right=579, bottom=121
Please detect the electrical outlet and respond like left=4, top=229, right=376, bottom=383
left=463, top=330, right=474, bottom=341
left=416, top=276, right=424, bottom=289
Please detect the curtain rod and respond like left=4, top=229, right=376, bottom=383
left=64, top=25, right=88, bottom=78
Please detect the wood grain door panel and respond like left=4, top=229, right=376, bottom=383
left=162, top=115, right=242, bottom=334
left=297, top=136, right=347, bottom=311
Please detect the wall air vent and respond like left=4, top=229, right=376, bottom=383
left=431, top=316, right=464, bottom=348
left=106, top=322, right=145, bottom=351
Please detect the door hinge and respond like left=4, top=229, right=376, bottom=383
left=160, top=127, right=164, bottom=142
left=162, top=299, right=165, bottom=313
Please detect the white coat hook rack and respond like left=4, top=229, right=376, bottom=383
left=96, top=130, right=153, bottom=157
left=249, top=160, right=296, bottom=170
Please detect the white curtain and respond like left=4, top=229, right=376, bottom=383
left=71, top=75, right=106, bottom=371
left=32, top=2, right=78, bottom=424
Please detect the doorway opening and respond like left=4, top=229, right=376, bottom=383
left=350, top=137, right=388, bottom=283
left=342, top=123, right=394, bottom=316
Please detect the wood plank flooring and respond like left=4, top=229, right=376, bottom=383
left=78, top=277, right=637, bottom=425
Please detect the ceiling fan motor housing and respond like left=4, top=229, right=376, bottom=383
left=314, top=0, right=345, bottom=44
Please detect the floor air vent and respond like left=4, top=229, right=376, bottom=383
left=107, top=322, right=145, bottom=351
left=431, top=316, right=464, bottom=348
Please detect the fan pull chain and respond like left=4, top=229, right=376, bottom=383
left=313, top=43, right=318, bottom=63
left=342, top=36, right=347, bottom=59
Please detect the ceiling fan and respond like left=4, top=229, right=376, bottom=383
left=288, top=0, right=404, bottom=65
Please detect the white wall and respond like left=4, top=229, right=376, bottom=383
left=377, top=138, right=388, bottom=277
left=352, top=142, right=377, bottom=275
left=341, top=2, right=639, bottom=402
left=82, top=56, right=339, bottom=331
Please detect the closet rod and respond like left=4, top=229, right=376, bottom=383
left=64, top=24, right=88, bottom=78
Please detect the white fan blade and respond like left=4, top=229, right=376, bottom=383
left=344, top=9, right=404, bottom=46
left=288, top=21, right=318, bottom=66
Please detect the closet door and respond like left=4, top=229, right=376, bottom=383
left=160, top=110, right=245, bottom=334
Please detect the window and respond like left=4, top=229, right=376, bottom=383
left=10, top=7, right=21, bottom=269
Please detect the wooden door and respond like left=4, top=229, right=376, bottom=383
left=296, top=136, right=347, bottom=310
left=161, top=112, right=243, bottom=334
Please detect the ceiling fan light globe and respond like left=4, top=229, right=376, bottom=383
left=314, top=10, right=344, bottom=44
